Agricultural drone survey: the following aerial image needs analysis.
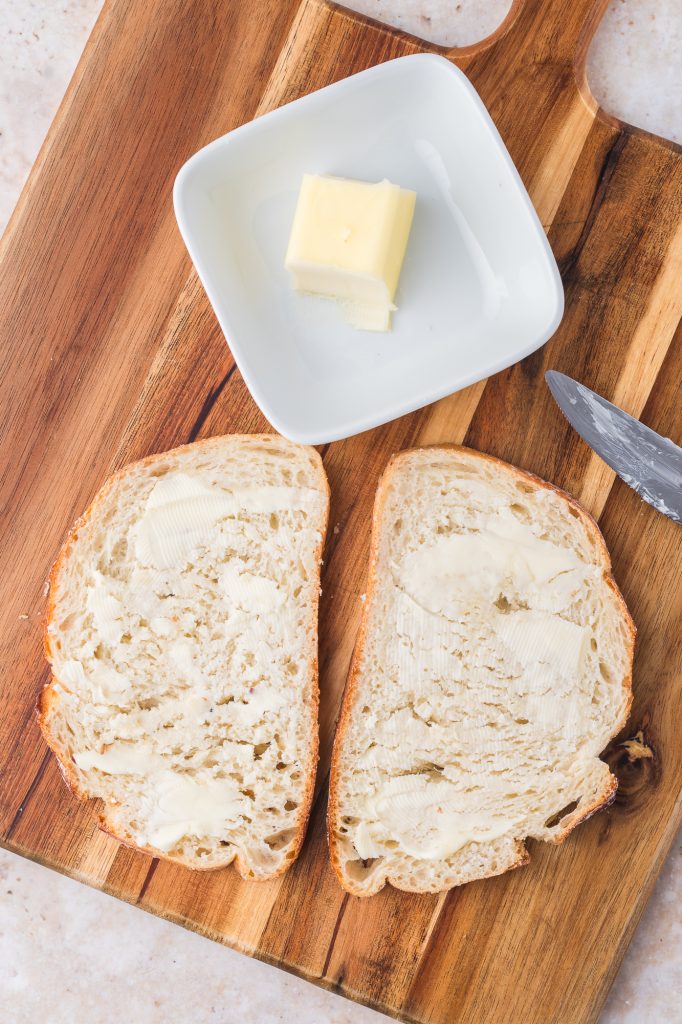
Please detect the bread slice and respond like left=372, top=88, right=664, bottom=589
left=41, top=434, right=329, bottom=878
left=328, top=445, right=634, bottom=896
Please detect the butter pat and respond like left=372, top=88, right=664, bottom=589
left=285, top=174, right=416, bottom=331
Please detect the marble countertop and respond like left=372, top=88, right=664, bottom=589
left=1, top=2, right=680, bottom=1022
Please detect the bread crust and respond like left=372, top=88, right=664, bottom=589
left=39, top=433, right=330, bottom=879
left=328, top=444, right=635, bottom=896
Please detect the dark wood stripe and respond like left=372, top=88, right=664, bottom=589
left=558, top=128, right=629, bottom=278
left=136, top=858, right=159, bottom=903
left=5, top=751, right=51, bottom=841
left=321, top=891, right=349, bottom=980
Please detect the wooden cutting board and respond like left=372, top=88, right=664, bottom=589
left=1, top=1, right=680, bottom=1021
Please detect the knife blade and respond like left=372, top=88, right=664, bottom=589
left=545, top=371, right=682, bottom=523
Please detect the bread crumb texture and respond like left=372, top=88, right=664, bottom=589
left=330, top=447, right=634, bottom=895
left=42, top=435, right=328, bottom=877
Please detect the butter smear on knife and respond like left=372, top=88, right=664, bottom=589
left=285, top=174, right=416, bottom=331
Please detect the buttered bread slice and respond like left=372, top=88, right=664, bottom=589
left=41, top=435, right=329, bottom=878
left=329, top=445, right=634, bottom=895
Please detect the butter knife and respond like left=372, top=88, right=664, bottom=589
left=545, top=371, right=682, bottom=523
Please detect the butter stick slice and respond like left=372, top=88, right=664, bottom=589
left=285, top=174, right=416, bottom=331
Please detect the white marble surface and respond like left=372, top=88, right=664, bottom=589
left=1, top=2, right=680, bottom=1022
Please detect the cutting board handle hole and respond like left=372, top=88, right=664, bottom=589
left=342, top=0, right=514, bottom=50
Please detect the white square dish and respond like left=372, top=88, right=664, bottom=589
left=174, top=54, right=563, bottom=444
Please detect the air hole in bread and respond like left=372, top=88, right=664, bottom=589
left=265, top=828, right=296, bottom=851
left=111, top=538, right=128, bottom=562
left=138, top=698, right=159, bottom=710
left=544, top=800, right=580, bottom=829
left=509, top=502, right=531, bottom=523
left=344, top=857, right=383, bottom=883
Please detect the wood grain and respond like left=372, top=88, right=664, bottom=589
left=1, top=1, right=681, bottom=1022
